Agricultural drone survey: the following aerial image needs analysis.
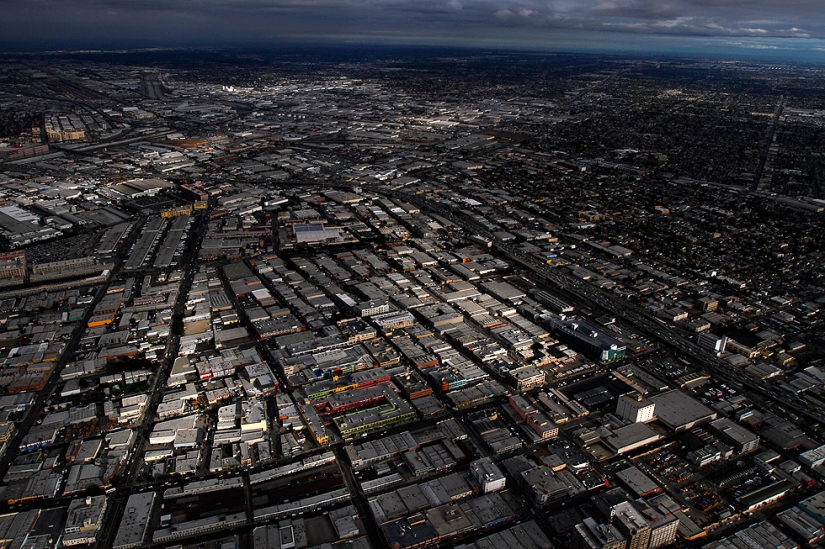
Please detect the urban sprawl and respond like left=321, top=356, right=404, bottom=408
left=0, top=50, right=823, bottom=549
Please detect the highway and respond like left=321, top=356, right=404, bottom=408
left=754, top=94, right=785, bottom=192
left=141, top=73, right=167, bottom=101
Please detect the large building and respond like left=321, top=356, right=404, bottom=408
left=547, top=317, right=626, bottom=362
left=777, top=506, right=825, bottom=545
left=510, top=365, right=547, bottom=391
left=0, top=143, right=49, bottom=160
left=293, top=223, right=342, bottom=245
left=602, top=423, right=662, bottom=455
left=63, top=496, right=107, bottom=546
left=615, top=467, right=660, bottom=498
left=701, top=520, right=797, bottom=549
left=574, top=517, right=626, bottom=549
left=696, top=332, right=727, bottom=355
left=649, top=390, right=717, bottom=432
left=509, top=395, right=537, bottom=421
left=708, top=418, right=760, bottom=454
left=527, top=412, right=559, bottom=439
left=371, top=311, right=416, bottom=332
left=113, top=492, right=156, bottom=549
left=357, top=301, right=391, bottom=318
left=469, top=457, right=507, bottom=493
left=800, top=491, right=825, bottom=525
left=612, top=501, right=651, bottom=549
left=634, top=500, right=680, bottom=549
left=799, top=444, right=825, bottom=469
left=332, top=389, right=416, bottom=439
left=0, top=251, right=26, bottom=285
left=616, top=393, right=656, bottom=423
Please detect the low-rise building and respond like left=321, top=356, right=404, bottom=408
left=469, top=457, right=506, bottom=493
left=63, top=495, right=107, bottom=546
left=113, top=492, right=156, bottom=549
left=709, top=418, right=760, bottom=454
left=527, top=412, right=559, bottom=439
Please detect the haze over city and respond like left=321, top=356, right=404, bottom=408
left=3, top=0, right=825, bottom=60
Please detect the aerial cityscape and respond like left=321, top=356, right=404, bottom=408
left=1, top=25, right=825, bottom=549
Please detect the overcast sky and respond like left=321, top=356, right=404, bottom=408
left=3, top=0, right=825, bottom=59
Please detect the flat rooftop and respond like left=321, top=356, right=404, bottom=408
left=649, top=389, right=716, bottom=431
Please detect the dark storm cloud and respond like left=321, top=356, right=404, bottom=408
left=2, top=0, right=825, bottom=51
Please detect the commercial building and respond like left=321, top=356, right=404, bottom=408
left=113, top=492, right=156, bottom=549
left=799, top=444, right=825, bottom=469
left=736, top=479, right=793, bottom=512
left=63, top=495, right=107, bottom=546
left=526, top=412, right=559, bottom=439
left=708, top=418, right=760, bottom=454
left=601, top=423, right=662, bottom=455
left=372, top=311, right=416, bottom=332
left=547, top=317, right=626, bottom=362
left=0, top=423, right=15, bottom=444
left=152, top=512, right=249, bottom=544
left=508, top=395, right=537, bottom=421
left=300, top=404, right=329, bottom=445
left=574, top=517, right=626, bottom=549
left=453, top=520, right=553, bottom=549
left=380, top=492, right=517, bottom=549
left=509, top=365, right=547, bottom=390
left=469, top=457, right=506, bottom=493
left=249, top=452, right=337, bottom=485
left=358, top=301, right=391, bottom=318
left=616, top=393, right=655, bottom=423
left=344, top=432, right=420, bottom=470
left=0, top=251, right=26, bottom=285
left=615, top=466, right=661, bottom=498
left=799, top=491, right=825, bottom=525
left=634, top=499, right=680, bottom=548
left=303, top=368, right=392, bottom=401
left=252, top=521, right=308, bottom=549
left=701, top=520, right=797, bottom=549
left=333, top=391, right=417, bottom=438
left=514, top=463, right=587, bottom=505
left=777, top=506, right=825, bottom=545
left=612, top=501, right=651, bottom=549
left=649, top=390, right=717, bottom=432
left=0, top=143, right=49, bottom=161
left=311, top=384, right=398, bottom=416
left=696, top=332, right=727, bottom=355
left=292, top=223, right=342, bottom=245
left=253, top=489, right=350, bottom=523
